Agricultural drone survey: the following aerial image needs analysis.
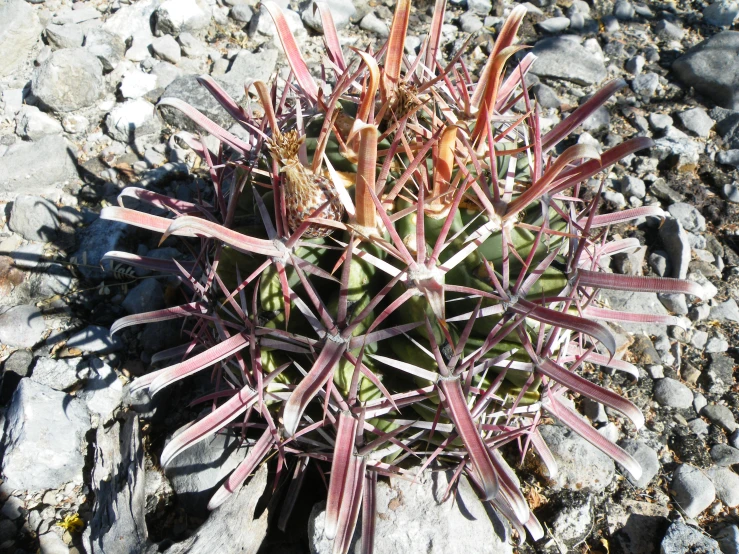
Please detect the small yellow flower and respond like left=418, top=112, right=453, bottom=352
left=57, top=513, right=84, bottom=534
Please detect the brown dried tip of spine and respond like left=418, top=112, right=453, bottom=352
left=268, top=130, right=345, bottom=238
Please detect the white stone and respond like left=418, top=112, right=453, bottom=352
left=156, top=0, right=211, bottom=36
left=120, top=69, right=159, bottom=99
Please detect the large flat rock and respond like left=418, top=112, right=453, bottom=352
left=0, top=135, right=78, bottom=201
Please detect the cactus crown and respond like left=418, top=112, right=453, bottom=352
left=103, top=1, right=704, bottom=551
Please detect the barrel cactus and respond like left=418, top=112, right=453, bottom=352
left=103, top=1, right=704, bottom=551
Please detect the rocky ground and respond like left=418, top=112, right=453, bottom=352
left=0, top=0, right=738, bottom=552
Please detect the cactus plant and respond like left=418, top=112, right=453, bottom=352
left=102, top=1, right=705, bottom=551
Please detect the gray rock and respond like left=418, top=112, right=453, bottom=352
left=467, top=0, right=492, bottom=15
left=302, top=0, right=355, bottom=32
left=67, top=325, right=123, bottom=354
left=103, top=0, right=160, bottom=42
left=718, top=149, right=739, bottom=167
left=155, top=0, right=210, bottom=36
left=30, top=357, right=89, bottom=391
left=648, top=250, right=670, bottom=277
left=151, top=61, right=183, bottom=89
left=230, top=5, right=254, bottom=23
left=701, top=404, right=738, bottom=432
left=164, top=431, right=250, bottom=516
left=122, top=278, right=165, bottom=314
left=38, top=532, right=70, bottom=554
left=625, top=55, right=645, bottom=75
left=459, top=11, right=483, bottom=33
left=360, top=12, right=389, bottom=37
left=539, top=424, right=615, bottom=491
left=655, top=19, right=684, bottom=40
left=668, top=202, right=706, bottom=233
left=0, top=305, right=45, bottom=348
left=659, top=218, right=690, bottom=279
left=32, top=48, right=105, bottom=113
left=613, top=0, right=635, bottom=19
left=0, top=0, right=43, bottom=78
left=670, top=465, right=716, bottom=519
left=151, top=34, right=181, bottom=64
left=120, top=69, right=159, bottom=99
left=1, top=379, right=90, bottom=491
left=673, top=32, right=739, bottom=110
left=715, top=525, right=739, bottom=554
left=677, top=107, right=714, bottom=137
left=607, top=499, right=669, bottom=554
left=603, top=190, right=627, bottom=209
left=657, top=293, right=688, bottom=315
left=723, top=183, right=739, bottom=202
left=84, top=28, right=126, bottom=71
left=45, top=23, right=85, bottom=50
left=79, top=359, right=123, bottom=419
left=551, top=494, right=592, bottom=545
left=598, top=290, right=673, bottom=334
left=83, top=415, right=151, bottom=554
left=538, top=17, right=570, bottom=33
left=706, top=336, right=730, bottom=352
left=0, top=135, right=78, bottom=201
left=632, top=73, right=660, bottom=97
left=653, top=378, right=693, bottom=409
left=74, top=217, right=128, bottom=281
left=661, top=522, right=720, bottom=554
left=223, top=49, right=278, bottom=89
left=531, top=37, right=606, bottom=85
left=689, top=418, right=710, bottom=436
left=532, top=83, right=561, bottom=108
left=162, top=465, right=269, bottom=554
left=705, top=0, right=739, bottom=27
left=707, top=353, right=735, bottom=394
left=1, top=350, right=32, bottom=402
left=619, top=440, right=659, bottom=488
left=649, top=113, right=673, bottom=133
left=159, top=75, right=246, bottom=131
left=1, top=496, right=23, bottom=520
left=52, top=6, right=101, bottom=25
left=621, top=175, right=646, bottom=198
left=710, top=444, right=739, bottom=466
left=251, top=5, right=304, bottom=37
left=582, top=105, right=611, bottom=132
left=15, top=105, right=64, bottom=141
left=8, top=195, right=60, bottom=242
left=710, top=299, right=739, bottom=323
left=584, top=398, right=607, bottom=423
left=310, top=470, right=511, bottom=554
left=691, top=330, right=709, bottom=349
left=177, top=32, right=206, bottom=58
left=731, top=429, right=739, bottom=449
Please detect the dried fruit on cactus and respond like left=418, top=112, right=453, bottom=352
left=103, top=1, right=705, bottom=551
